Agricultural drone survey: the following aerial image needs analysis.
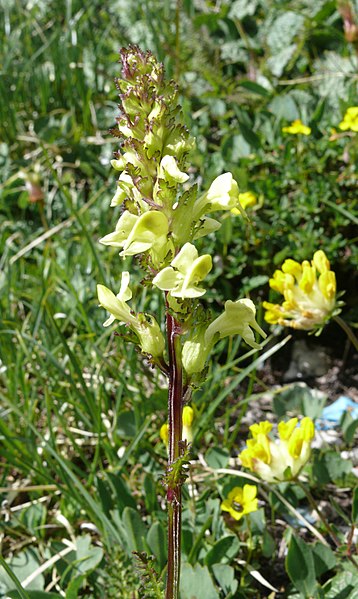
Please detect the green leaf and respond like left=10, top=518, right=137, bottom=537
left=238, top=80, right=270, bottom=97
left=205, top=447, right=230, bottom=469
left=65, top=574, right=86, bottom=599
left=121, top=507, right=147, bottom=554
left=117, top=410, right=137, bottom=438
left=285, top=535, right=316, bottom=597
left=352, top=486, right=358, bottom=524
left=204, top=535, right=240, bottom=567
left=0, top=555, right=30, bottom=599
left=180, top=563, right=219, bottom=599
left=144, top=473, right=160, bottom=514
left=74, top=535, right=103, bottom=574
left=146, top=521, right=167, bottom=571
left=311, top=543, right=336, bottom=578
left=238, top=121, right=261, bottom=150
left=322, top=570, right=358, bottom=598
left=212, top=564, right=238, bottom=595
left=262, top=529, right=276, bottom=558
left=312, top=451, right=353, bottom=485
left=0, top=549, right=44, bottom=592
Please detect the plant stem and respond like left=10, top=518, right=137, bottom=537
left=333, top=315, right=358, bottom=351
left=165, top=310, right=183, bottom=599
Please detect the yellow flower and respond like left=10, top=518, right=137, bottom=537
left=160, top=423, right=169, bottom=447
left=263, top=250, right=339, bottom=332
left=239, top=417, right=315, bottom=483
left=221, top=485, right=258, bottom=521
left=182, top=405, right=194, bottom=443
left=231, top=191, right=257, bottom=215
left=338, top=106, right=358, bottom=132
left=282, top=119, right=311, bottom=136
left=160, top=406, right=195, bottom=448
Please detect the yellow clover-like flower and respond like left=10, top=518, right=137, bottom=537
left=338, top=106, right=358, bottom=132
left=152, top=242, right=212, bottom=298
left=282, top=119, right=311, bottom=136
left=263, top=250, right=339, bottom=331
left=97, top=272, right=165, bottom=358
left=239, top=417, right=315, bottom=483
left=221, top=485, right=258, bottom=521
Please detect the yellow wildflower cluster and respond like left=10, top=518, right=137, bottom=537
left=263, top=250, right=338, bottom=331
left=221, top=484, right=258, bottom=521
left=239, top=418, right=315, bottom=483
left=282, top=119, right=311, bottom=136
left=338, top=106, right=358, bottom=132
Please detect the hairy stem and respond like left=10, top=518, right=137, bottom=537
left=166, top=310, right=183, bottom=599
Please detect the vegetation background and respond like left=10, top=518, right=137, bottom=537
left=0, top=1, right=357, bottom=597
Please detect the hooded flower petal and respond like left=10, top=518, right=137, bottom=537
left=153, top=242, right=212, bottom=298
left=158, top=155, right=189, bottom=183
left=100, top=210, right=170, bottom=265
left=97, top=274, right=164, bottom=357
left=193, top=172, right=246, bottom=220
left=205, top=299, right=266, bottom=350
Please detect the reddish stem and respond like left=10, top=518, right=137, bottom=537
left=165, top=310, right=183, bottom=599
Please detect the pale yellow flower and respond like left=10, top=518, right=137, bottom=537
left=338, top=106, right=358, bottom=132
left=263, top=250, right=339, bottom=331
left=221, top=485, right=258, bottom=521
left=282, top=119, right=311, bottom=136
